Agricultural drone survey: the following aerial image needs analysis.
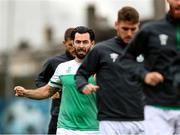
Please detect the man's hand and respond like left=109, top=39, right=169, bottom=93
left=51, top=92, right=60, bottom=99
left=14, top=86, right=26, bottom=97
left=144, top=72, right=164, bottom=86
left=82, top=84, right=100, bottom=94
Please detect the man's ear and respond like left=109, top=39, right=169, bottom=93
left=92, top=41, right=95, bottom=46
left=90, top=41, right=95, bottom=49
left=114, top=21, right=118, bottom=30
left=71, top=40, right=74, bottom=47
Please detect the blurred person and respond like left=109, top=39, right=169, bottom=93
left=75, top=7, right=144, bottom=135
left=14, top=26, right=99, bottom=135
left=120, top=0, right=180, bottom=134
left=35, top=27, right=75, bottom=134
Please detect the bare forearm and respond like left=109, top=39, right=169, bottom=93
left=24, top=88, right=51, bottom=100
left=14, top=85, right=56, bottom=100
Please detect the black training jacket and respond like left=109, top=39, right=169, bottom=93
left=35, top=51, right=74, bottom=116
left=123, top=13, right=180, bottom=107
left=171, top=53, right=180, bottom=91
left=75, top=37, right=145, bottom=121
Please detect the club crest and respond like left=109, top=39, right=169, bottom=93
left=110, top=53, right=118, bottom=62
left=159, top=34, right=168, bottom=46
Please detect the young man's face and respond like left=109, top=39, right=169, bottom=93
left=73, top=33, right=94, bottom=59
left=64, top=38, right=74, bottom=56
left=167, top=0, right=180, bottom=19
left=115, top=20, right=139, bottom=44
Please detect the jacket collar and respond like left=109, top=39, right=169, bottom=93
left=114, top=36, right=127, bottom=48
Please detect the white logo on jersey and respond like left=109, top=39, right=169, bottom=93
left=110, top=53, right=118, bottom=62
left=136, top=54, right=144, bottom=63
left=159, top=34, right=168, bottom=46
left=66, top=67, right=72, bottom=73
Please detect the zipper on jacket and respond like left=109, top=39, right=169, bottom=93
left=177, top=23, right=180, bottom=49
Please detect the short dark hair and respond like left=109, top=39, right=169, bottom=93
left=64, top=27, right=74, bottom=41
left=71, top=26, right=95, bottom=41
left=117, top=6, right=139, bottom=24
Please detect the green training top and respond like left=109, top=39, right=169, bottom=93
left=49, top=60, right=99, bottom=131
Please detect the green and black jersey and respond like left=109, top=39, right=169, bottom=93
left=49, top=60, right=99, bottom=131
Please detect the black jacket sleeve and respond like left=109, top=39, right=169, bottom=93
left=75, top=47, right=100, bottom=92
left=171, top=54, right=180, bottom=90
left=35, top=59, right=54, bottom=87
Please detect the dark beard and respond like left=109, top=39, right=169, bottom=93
left=75, top=47, right=90, bottom=59
left=170, top=7, right=180, bottom=19
left=76, top=53, right=86, bottom=59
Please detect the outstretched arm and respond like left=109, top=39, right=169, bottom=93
left=14, top=84, right=58, bottom=100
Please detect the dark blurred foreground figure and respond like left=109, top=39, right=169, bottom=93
left=75, top=6, right=145, bottom=135
left=35, top=28, right=74, bottom=134
left=121, top=0, right=180, bottom=134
